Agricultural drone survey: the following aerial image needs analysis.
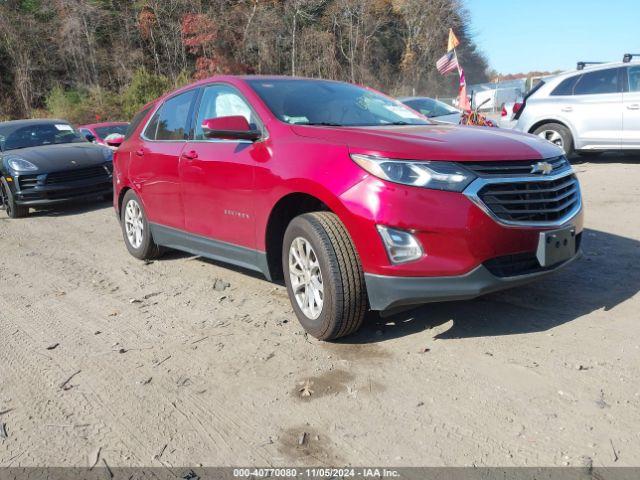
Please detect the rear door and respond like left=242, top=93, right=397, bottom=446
left=622, top=65, right=640, bottom=147
left=569, top=67, right=623, bottom=149
left=130, top=89, right=197, bottom=230
left=180, top=83, right=269, bottom=249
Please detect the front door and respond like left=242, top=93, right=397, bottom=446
left=622, top=65, right=640, bottom=148
left=180, top=84, right=269, bottom=250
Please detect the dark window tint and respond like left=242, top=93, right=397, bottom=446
left=551, top=76, right=580, bottom=96
left=573, top=68, right=620, bottom=95
left=144, top=90, right=197, bottom=140
left=628, top=66, right=640, bottom=92
left=127, top=107, right=151, bottom=139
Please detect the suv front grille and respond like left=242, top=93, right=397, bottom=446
left=45, top=165, right=111, bottom=185
left=476, top=174, right=580, bottom=223
left=462, top=156, right=570, bottom=177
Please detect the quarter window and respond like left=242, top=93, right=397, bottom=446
left=573, top=68, right=620, bottom=95
left=144, top=90, right=197, bottom=141
left=628, top=66, right=640, bottom=92
left=550, top=76, right=580, bottom=96
left=194, top=85, right=258, bottom=140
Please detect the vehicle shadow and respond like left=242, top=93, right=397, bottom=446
left=340, top=227, right=640, bottom=344
left=28, top=197, right=113, bottom=217
left=570, top=151, right=640, bottom=165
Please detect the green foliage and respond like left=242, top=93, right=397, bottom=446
left=121, top=69, right=172, bottom=118
left=45, top=86, right=86, bottom=122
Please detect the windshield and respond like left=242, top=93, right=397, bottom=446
left=0, top=122, right=86, bottom=151
left=403, top=98, right=459, bottom=117
left=95, top=124, right=128, bottom=138
left=247, top=79, right=429, bottom=127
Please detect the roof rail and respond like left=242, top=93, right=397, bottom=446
left=577, top=61, right=604, bottom=70
left=623, top=53, right=640, bottom=63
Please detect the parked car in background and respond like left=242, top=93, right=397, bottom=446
left=514, top=57, right=640, bottom=156
left=114, top=76, right=582, bottom=340
left=498, top=100, right=523, bottom=129
left=79, top=122, right=128, bottom=148
left=399, top=96, right=461, bottom=124
left=0, top=119, right=114, bottom=218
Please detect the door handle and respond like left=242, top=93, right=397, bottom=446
left=561, top=106, right=573, bottom=112
left=627, top=104, right=640, bottom=110
left=181, top=150, right=198, bottom=160
left=135, top=149, right=144, bottom=157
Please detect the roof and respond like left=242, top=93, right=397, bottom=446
left=0, top=118, right=70, bottom=127
left=78, top=122, right=128, bottom=129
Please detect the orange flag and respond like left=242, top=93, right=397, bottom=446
left=447, top=28, right=460, bottom=52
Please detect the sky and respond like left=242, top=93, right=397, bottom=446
left=464, top=0, right=639, bottom=74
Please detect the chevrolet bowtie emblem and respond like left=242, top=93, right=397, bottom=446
left=531, top=161, right=553, bottom=175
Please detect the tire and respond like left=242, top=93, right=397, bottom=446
left=533, top=123, right=574, bottom=157
left=120, top=190, right=163, bottom=260
left=283, top=212, right=367, bottom=341
left=1, top=178, right=29, bottom=218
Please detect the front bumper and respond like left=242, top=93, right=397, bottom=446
left=365, top=249, right=582, bottom=311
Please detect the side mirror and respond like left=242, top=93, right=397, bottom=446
left=105, top=134, right=124, bottom=148
left=202, top=116, right=261, bottom=142
left=85, top=133, right=96, bottom=143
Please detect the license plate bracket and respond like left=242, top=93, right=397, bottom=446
left=536, top=226, right=576, bottom=267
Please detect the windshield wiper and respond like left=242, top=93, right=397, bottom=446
left=301, top=122, right=344, bottom=127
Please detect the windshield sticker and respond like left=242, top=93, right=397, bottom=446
left=55, top=124, right=74, bottom=131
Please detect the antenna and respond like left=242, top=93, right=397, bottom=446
left=577, top=61, right=604, bottom=70
left=623, top=53, right=640, bottom=63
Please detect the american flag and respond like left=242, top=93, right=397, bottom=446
left=436, top=51, right=459, bottom=75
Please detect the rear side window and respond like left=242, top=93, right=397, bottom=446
left=573, top=68, right=620, bottom=95
left=125, top=107, right=151, bottom=139
left=628, top=66, right=640, bottom=92
left=144, top=90, right=197, bottom=140
left=551, top=76, right=580, bottom=96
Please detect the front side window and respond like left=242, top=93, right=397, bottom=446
left=144, top=90, right=197, bottom=141
left=573, top=68, right=620, bottom=95
left=0, top=122, right=85, bottom=151
left=247, top=79, right=429, bottom=127
left=628, top=66, right=640, bottom=92
left=194, top=85, right=259, bottom=140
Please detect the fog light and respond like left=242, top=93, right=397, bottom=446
left=376, top=225, right=423, bottom=264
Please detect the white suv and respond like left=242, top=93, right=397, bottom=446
left=514, top=57, right=640, bottom=156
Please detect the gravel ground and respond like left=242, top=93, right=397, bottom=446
left=0, top=154, right=639, bottom=467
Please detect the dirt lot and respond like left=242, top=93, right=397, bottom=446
left=1, top=155, right=639, bottom=468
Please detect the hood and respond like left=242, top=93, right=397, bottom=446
left=290, top=124, right=561, bottom=161
left=2, top=143, right=111, bottom=172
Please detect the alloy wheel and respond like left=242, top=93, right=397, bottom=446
left=1, top=182, right=11, bottom=215
left=537, top=129, right=564, bottom=148
left=124, top=199, right=144, bottom=249
left=289, top=237, right=324, bottom=320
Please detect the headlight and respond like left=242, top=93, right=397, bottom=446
left=351, top=154, right=476, bottom=192
left=6, top=156, right=38, bottom=172
left=101, top=147, right=114, bottom=161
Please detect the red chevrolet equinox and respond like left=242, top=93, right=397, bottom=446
left=113, top=76, right=583, bottom=340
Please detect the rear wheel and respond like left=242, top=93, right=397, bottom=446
left=283, top=212, right=367, bottom=341
left=1, top=178, right=29, bottom=218
left=120, top=190, right=163, bottom=260
left=533, top=123, right=574, bottom=156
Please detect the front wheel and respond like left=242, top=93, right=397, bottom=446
left=1, top=178, right=29, bottom=218
left=283, top=212, right=367, bottom=341
left=533, top=123, right=574, bottom=156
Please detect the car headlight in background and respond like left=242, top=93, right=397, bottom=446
left=6, top=156, right=38, bottom=172
left=351, top=154, right=476, bottom=192
left=377, top=225, right=423, bottom=264
left=101, top=147, right=114, bottom=162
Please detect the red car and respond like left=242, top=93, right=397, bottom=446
left=113, top=76, right=583, bottom=340
left=78, top=122, right=128, bottom=147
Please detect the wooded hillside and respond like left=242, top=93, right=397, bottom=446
left=0, top=0, right=489, bottom=123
